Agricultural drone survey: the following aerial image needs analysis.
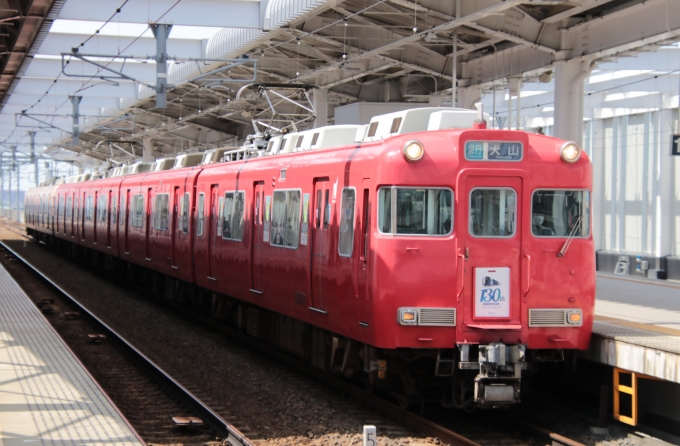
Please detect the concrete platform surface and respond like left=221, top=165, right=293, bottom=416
left=586, top=274, right=680, bottom=383
left=0, top=262, right=142, bottom=445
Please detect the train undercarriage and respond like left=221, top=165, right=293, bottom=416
left=31, top=229, right=567, bottom=411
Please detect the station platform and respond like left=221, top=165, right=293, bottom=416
left=584, top=273, right=680, bottom=384
left=0, top=263, right=142, bottom=445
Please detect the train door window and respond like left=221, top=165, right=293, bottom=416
left=181, top=192, right=190, bottom=234
left=85, top=196, right=94, bottom=221
left=469, top=188, right=516, bottom=237
left=119, top=195, right=126, bottom=226
left=378, top=187, right=452, bottom=235
left=131, top=194, right=144, bottom=228
left=66, top=196, right=72, bottom=219
left=196, top=193, right=205, bottom=236
left=153, top=194, right=169, bottom=230
left=222, top=191, right=245, bottom=241
left=361, top=189, right=369, bottom=259
left=271, top=190, right=301, bottom=248
left=338, top=188, right=356, bottom=257
left=58, top=195, right=64, bottom=217
left=531, top=190, right=590, bottom=237
left=216, top=196, right=224, bottom=236
left=323, top=189, right=330, bottom=229
left=111, top=195, right=117, bottom=225
left=97, top=194, right=107, bottom=222
left=315, top=190, right=322, bottom=228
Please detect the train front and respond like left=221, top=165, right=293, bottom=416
left=370, top=115, right=594, bottom=409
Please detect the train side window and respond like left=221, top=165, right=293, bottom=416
left=378, top=187, right=452, bottom=235
left=181, top=192, right=190, bottom=233
left=66, top=196, right=72, bottom=219
left=222, top=191, right=245, bottom=241
left=271, top=190, right=301, bottom=248
left=97, top=194, right=107, bottom=223
left=119, top=195, right=126, bottom=226
left=58, top=195, right=64, bottom=217
left=469, top=188, right=516, bottom=237
left=153, top=194, right=169, bottom=230
left=338, top=188, right=356, bottom=257
left=196, top=193, right=205, bottom=236
left=131, top=194, right=144, bottom=228
left=532, top=190, right=590, bottom=237
left=85, top=196, right=94, bottom=221
left=111, top=195, right=117, bottom=225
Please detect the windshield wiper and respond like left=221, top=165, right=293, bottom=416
left=557, top=215, right=583, bottom=258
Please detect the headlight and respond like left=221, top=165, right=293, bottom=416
left=560, top=141, right=581, bottom=163
left=398, top=308, right=418, bottom=325
left=566, top=310, right=583, bottom=325
left=403, top=140, right=424, bottom=162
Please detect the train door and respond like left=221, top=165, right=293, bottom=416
left=250, top=182, right=265, bottom=293
left=310, top=177, right=331, bottom=311
left=207, top=185, right=219, bottom=280
left=94, top=191, right=99, bottom=244
left=124, top=190, right=131, bottom=254
left=357, top=180, right=371, bottom=324
left=171, top=186, right=180, bottom=267
left=106, top=190, right=112, bottom=248
left=145, top=188, right=152, bottom=260
left=459, top=175, right=524, bottom=328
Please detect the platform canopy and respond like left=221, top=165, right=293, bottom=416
left=0, top=0, right=678, bottom=171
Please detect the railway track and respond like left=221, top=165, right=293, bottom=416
left=0, top=219, right=587, bottom=446
left=0, top=232, right=253, bottom=446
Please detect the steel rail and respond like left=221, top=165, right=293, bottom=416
left=0, top=236, right=253, bottom=446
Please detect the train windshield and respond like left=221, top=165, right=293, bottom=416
left=469, top=188, right=516, bottom=237
left=378, top=187, right=452, bottom=235
left=532, top=190, right=590, bottom=237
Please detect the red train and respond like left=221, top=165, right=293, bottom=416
left=25, top=107, right=594, bottom=408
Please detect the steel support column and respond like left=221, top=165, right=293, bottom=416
left=151, top=24, right=173, bottom=109
left=143, top=138, right=154, bottom=163
left=312, top=90, right=327, bottom=128
left=29, top=131, right=39, bottom=186
left=553, top=59, right=594, bottom=145
left=71, top=96, right=82, bottom=146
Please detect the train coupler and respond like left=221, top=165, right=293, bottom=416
left=473, top=343, right=526, bottom=406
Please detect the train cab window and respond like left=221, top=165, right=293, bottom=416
left=469, top=188, right=516, bottom=237
left=532, top=190, right=590, bottom=237
left=196, top=193, right=205, bottom=236
left=153, top=194, right=169, bottom=230
left=85, top=196, right=94, bottom=221
left=181, top=192, right=190, bottom=233
left=222, top=191, right=245, bottom=241
left=111, top=195, right=117, bottom=225
left=131, top=195, right=144, bottom=228
left=378, top=187, right=453, bottom=235
left=339, top=188, right=356, bottom=257
left=271, top=190, right=301, bottom=248
left=97, top=195, right=107, bottom=223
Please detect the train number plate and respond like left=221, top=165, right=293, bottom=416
left=464, top=141, right=523, bottom=161
left=474, top=267, right=510, bottom=318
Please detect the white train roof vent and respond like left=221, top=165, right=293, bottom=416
left=200, top=148, right=228, bottom=165
left=362, top=107, right=486, bottom=142
left=427, top=109, right=482, bottom=131
left=362, top=107, right=449, bottom=142
left=130, top=162, right=153, bottom=174
left=289, top=125, right=361, bottom=153
left=173, top=153, right=203, bottom=169
left=153, top=158, right=176, bottom=171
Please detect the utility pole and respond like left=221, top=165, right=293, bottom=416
left=71, top=96, right=81, bottom=146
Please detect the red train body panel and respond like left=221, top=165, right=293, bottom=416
left=25, top=111, right=595, bottom=407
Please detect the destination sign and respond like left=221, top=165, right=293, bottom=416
left=464, top=141, right=523, bottom=161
